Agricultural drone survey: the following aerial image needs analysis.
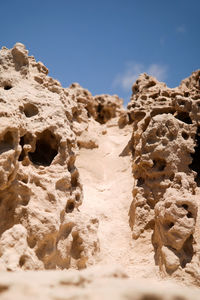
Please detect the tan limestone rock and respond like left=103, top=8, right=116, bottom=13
left=128, top=70, right=200, bottom=278
left=1, top=43, right=200, bottom=296
left=0, top=43, right=99, bottom=271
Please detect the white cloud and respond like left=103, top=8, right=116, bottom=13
left=176, top=25, right=186, bottom=33
left=113, top=62, right=168, bottom=91
left=147, top=64, right=167, bottom=81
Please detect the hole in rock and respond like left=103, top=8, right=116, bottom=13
left=134, top=111, right=146, bottom=122
left=23, top=103, right=38, bottom=118
left=65, top=200, right=75, bottom=213
left=72, top=109, right=79, bottom=121
left=75, top=194, right=80, bottom=202
left=153, top=158, right=166, bottom=171
left=70, top=232, right=83, bottom=259
left=68, top=156, right=75, bottom=172
left=27, top=235, right=37, bottom=248
left=182, top=131, right=189, bottom=140
left=4, top=84, right=12, bottom=90
left=178, top=100, right=186, bottom=106
left=137, top=177, right=145, bottom=186
left=141, top=95, right=147, bottom=100
left=144, top=219, right=155, bottom=231
left=184, top=92, right=190, bottom=97
left=71, top=170, right=79, bottom=187
left=146, top=81, right=156, bottom=88
left=132, top=85, right=139, bottom=94
left=21, top=177, right=28, bottom=184
left=127, top=113, right=133, bottom=124
left=36, top=234, right=56, bottom=260
left=187, top=212, right=193, bottom=218
left=96, top=104, right=104, bottom=123
left=164, top=221, right=174, bottom=230
left=19, top=255, right=28, bottom=267
left=87, top=111, right=91, bottom=118
left=58, top=222, right=74, bottom=240
left=0, top=131, right=14, bottom=154
left=175, top=112, right=192, bottom=124
left=182, top=204, right=188, bottom=210
left=28, top=130, right=58, bottom=166
left=96, top=104, right=112, bottom=124
left=189, top=127, right=200, bottom=186
left=180, top=235, right=194, bottom=268
left=18, top=136, right=25, bottom=161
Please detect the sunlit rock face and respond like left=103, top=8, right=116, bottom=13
left=0, top=43, right=101, bottom=271
left=128, top=70, right=200, bottom=275
left=1, top=42, right=200, bottom=292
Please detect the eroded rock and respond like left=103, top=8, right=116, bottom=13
left=128, top=71, right=200, bottom=276
left=0, top=43, right=99, bottom=271
left=1, top=42, right=200, bottom=290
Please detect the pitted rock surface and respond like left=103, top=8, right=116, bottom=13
left=0, top=43, right=200, bottom=298
left=0, top=43, right=99, bottom=271
left=128, top=71, right=200, bottom=277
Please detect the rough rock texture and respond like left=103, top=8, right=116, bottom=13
left=128, top=71, right=200, bottom=277
left=1, top=43, right=200, bottom=298
left=69, top=82, right=124, bottom=148
left=0, top=43, right=99, bottom=271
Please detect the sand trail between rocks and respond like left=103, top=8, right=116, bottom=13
left=76, top=121, right=156, bottom=276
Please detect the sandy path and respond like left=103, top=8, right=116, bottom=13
left=76, top=120, right=157, bottom=277
left=76, top=121, right=133, bottom=265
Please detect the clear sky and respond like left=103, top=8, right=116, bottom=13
left=0, top=0, right=199, bottom=105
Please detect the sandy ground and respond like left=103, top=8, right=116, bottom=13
left=76, top=119, right=158, bottom=277
left=1, top=266, right=200, bottom=300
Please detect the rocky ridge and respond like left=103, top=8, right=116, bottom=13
left=0, top=43, right=200, bottom=299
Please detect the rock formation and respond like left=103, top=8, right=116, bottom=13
left=0, top=43, right=99, bottom=271
left=0, top=43, right=200, bottom=299
left=128, top=71, right=200, bottom=277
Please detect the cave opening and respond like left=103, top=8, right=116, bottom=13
left=23, top=103, right=38, bottom=118
left=175, top=112, right=192, bottom=124
left=189, top=127, right=200, bottom=186
left=28, top=130, right=58, bottom=166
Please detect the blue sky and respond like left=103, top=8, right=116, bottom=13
left=0, top=0, right=199, bottom=105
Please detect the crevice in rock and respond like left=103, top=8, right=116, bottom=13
left=174, top=112, right=192, bottom=124
left=18, top=133, right=33, bottom=162
left=96, top=104, right=108, bottom=124
left=18, top=136, right=26, bottom=161
left=19, top=255, right=28, bottom=267
left=28, top=130, right=58, bottom=166
left=70, top=231, right=83, bottom=259
left=189, top=127, right=200, bottom=186
left=180, top=235, right=194, bottom=268
left=152, top=158, right=166, bottom=172
left=0, top=131, right=15, bottom=154
left=4, top=84, right=12, bottom=90
left=65, top=199, right=75, bottom=213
